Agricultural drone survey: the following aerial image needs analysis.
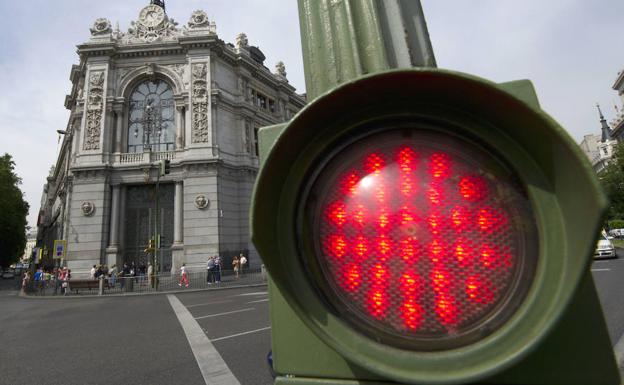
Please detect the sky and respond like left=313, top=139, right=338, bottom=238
left=0, top=0, right=622, bottom=230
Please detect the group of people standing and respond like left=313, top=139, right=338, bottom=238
left=176, top=253, right=248, bottom=288
left=23, top=267, right=72, bottom=295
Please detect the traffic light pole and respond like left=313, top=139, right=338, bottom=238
left=153, top=165, right=160, bottom=290
left=298, top=0, right=436, bottom=100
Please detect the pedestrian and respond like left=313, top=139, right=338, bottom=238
left=120, top=263, right=130, bottom=289
left=232, top=256, right=240, bottom=279
left=109, top=264, right=117, bottom=288
left=206, top=257, right=215, bottom=284
left=52, top=267, right=60, bottom=295
left=239, top=253, right=247, bottom=275
left=34, top=267, right=43, bottom=294
left=21, top=271, right=31, bottom=294
left=61, top=267, right=71, bottom=296
left=90, top=265, right=96, bottom=280
left=214, top=255, right=222, bottom=283
left=178, top=263, right=189, bottom=287
left=147, top=262, right=154, bottom=288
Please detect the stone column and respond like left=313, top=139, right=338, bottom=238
left=175, top=105, right=185, bottom=149
left=105, top=184, right=121, bottom=267
left=171, top=180, right=184, bottom=273
left=114, top=106, right=124, bottom=153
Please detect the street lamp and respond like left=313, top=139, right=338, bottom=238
left=134, top=98, right=163, bottom=152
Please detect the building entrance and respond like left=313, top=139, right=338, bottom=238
left=124, top=184, right=174, bottom=272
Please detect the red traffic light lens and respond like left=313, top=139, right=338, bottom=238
left=302, top=127, right=538, bottom=350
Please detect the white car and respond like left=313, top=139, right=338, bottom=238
left=594, top=234, right=616, bottom=259
left=1, top=269, right=15, bottom=279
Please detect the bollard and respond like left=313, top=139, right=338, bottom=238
left=98, top=276, right=104, bottom=296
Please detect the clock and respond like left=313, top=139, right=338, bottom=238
left=139, top=5, right=165, bottom=28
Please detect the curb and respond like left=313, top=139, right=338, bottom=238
left=17, top=282, right=268, bottom=300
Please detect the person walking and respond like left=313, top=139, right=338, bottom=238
left=232, top=256, right=240, bottom=279
left=90, top=265, right=97, bottom=280
left=206, top=257, right=215, bottom=284
left=214, top=255, right=222, bottom=283
left=239, top=253, right=247, bottom=276
left=52, top=268, right=60, bottom=295
left=109, top=264, right=118, bottom=288
left=178, top=264, right=189, bottom=287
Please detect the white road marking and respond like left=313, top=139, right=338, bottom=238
left=186, top=300, right=234, bottom=308
left=167, top=295, right=240, bottom=385
left=246, top=298, right=269, bottom=304
left=591, top=268, right=611, bottom=272
left=211, top=327, right=272, bottom=342
left=235, top=292, right=267, bottom=296
left=195, top=308, right=254, bottom=320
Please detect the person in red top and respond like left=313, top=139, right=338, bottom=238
left=178, top=264, right=189, bottom=287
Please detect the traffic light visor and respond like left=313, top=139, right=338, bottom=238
left=302, top=127, right=538, bottom=350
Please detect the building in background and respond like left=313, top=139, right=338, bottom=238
left=579, top=104, right=617, bottom=173
left=609, top=69, right=624, bottom=142
left=36, top=0, right=305, bottom=276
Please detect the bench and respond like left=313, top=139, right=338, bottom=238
left=68, top=279, right=99, bottom=294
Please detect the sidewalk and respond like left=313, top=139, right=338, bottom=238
left=22, top=268, right=266, bottom=298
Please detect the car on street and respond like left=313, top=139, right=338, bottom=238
left=594, top=233, right=616, bottom=259
left=1, top=269, right=16, bottom=279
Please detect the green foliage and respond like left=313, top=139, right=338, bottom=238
left=0, top=154, right=29, bottom=268
left=607, top=219, right=624, bottom=230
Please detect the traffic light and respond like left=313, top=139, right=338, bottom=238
left=251, top=69, right=620, bottom=384
left=159, top=159, right=171, bottom=176
left=144, top=237, right=155, bottom=253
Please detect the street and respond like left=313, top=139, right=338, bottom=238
left=0, top=254, right=621, bottom=385
left=0, top=285, right=272, bottom=385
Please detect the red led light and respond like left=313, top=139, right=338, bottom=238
left=352, top=235, right=369, bottom=261
left=367, top=286, right=389, bottom=319
left=435, top=294, right=459, bottom=326
left=323, top=234, right=348, bottom=260
left=376, top=235, right=392, bottom=259
left=365, top=153, right=385, bottom=175
left=429, top=153, right=451, bottom=179
left=459, top=176, right=487, bottom=201
left=351, top=203, right=367, bottom=227
left=341, top=172, right=361, bottom=196
left=451, top=205, right=472, bottom=231
left=400, top=237, right=420, bottom=263
left=326, top=201, right=347, bottom=227
left=401, top=298, right=424, bottom=330
left=310, top=134, right=535, bottom=346
left=340, top=264, right=362, bottom=292
left=466, top=275, right=494, bottom=304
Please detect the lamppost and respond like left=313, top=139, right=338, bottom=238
left=134, top=98, right=163, bottom=152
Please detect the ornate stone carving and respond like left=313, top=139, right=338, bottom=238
left=83, top=71, right=105, bottom=151
left=275, top=61, right=287, bottom=78
left=236, top=33, right=248, bottom=49
left=81, top=201, right=96, bottom=216
left=164, top=64, right=188, bottom=89
left=194, top=195, right=209, bottom=209
left=90, top=18, right=112, bottom=36
left=123, top=5, right=182, bottom=43
left=191, top=63, right=209, bottom=143
left=188, top=10, right=209, bottom=28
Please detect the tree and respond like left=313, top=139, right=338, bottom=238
left=599, top=143, right=624, bottom=222
left=0, top=154, right=29, bottom=268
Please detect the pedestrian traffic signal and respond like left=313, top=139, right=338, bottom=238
left=159, top=159, right=171, bottom=176
left=251, top=69, right=620, bottom=384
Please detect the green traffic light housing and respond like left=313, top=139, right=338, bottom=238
left=251, top=69, right=619, bottom=384
left=159, top=159, right=171, bottom=176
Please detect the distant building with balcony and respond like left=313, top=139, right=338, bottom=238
left=579, top=104, right=617, bottom=173
left=36, top=1, right=305, bottom=276
left=609, top=69, right=624, bottom=142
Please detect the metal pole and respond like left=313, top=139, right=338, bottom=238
left=154, top=167, right=160, bottom=290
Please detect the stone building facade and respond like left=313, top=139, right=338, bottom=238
left=36, top=2, right=305, bottom=276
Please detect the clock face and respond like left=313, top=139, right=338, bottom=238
left=139, top=5, right=165, bottom=28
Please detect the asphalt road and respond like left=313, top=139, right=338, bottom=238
left=592, top=249, right=624, bottom=344
left=0, top=251, right=621, bottom=385
left=0, top=286, right=271, bottom=385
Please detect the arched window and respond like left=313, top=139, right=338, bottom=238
left=127, top=79, right=175, bottom=153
